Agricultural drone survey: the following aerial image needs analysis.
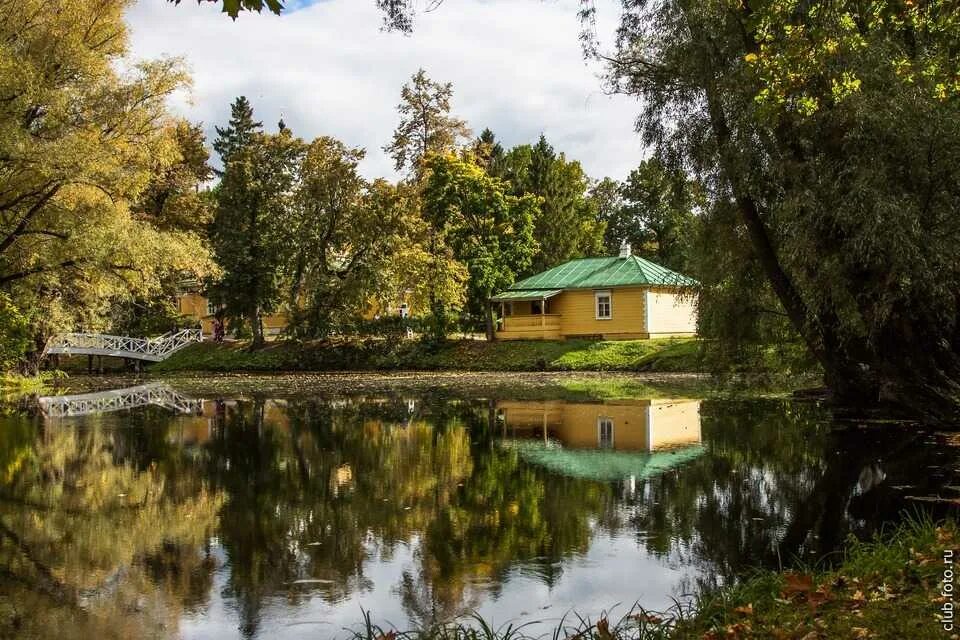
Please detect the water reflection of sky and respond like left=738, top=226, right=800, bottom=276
left=7, top=385, right=957, bottom=639
left=178, top=533, right=696, bottom=639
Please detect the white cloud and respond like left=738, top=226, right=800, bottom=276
left=126, top=0, right=646, bottom=181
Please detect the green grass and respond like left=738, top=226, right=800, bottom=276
left=668, top=515, right=957, bottom=640
left=0, top=371, right=61, bottom=394
left=344, top=517, right=957, bottom=640
left=149, top=337, right=705, bottom=374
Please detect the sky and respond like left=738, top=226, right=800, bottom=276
left=125, top=0, right=646, bottom=181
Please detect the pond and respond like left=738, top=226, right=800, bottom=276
left=1, top=375, right=957, bottom=639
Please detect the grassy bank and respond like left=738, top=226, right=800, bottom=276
left=0, top=372, right=57, bottom=395
left=346, top=518, right=958, bottom=639
left=149, top=337, right=704, bottom=374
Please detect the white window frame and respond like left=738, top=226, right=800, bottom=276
left=597, top=416, right=614, bottom=449
left=206, top=300, right=221, bottom=316
left=595, top=290, right=612, bottom=320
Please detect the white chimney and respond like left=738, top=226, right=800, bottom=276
left=619, top=239, right=632, bottom=258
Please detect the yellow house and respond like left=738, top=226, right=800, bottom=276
left=175, top=291, right=289, bottom=338
left=491, top=245, right=698, bottom=341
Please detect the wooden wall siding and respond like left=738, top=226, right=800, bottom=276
left=177, top=292, right=288, bottom=337
left=551, top=287, right=649, bottom=338
left=177, top=293, right=208, bottom=319
left=645, top=289, right=697, bottom=335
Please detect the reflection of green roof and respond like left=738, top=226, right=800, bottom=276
left=508, top=256, right=697, bottom=290
left=490, top=289, right=562, bottom=302
left=502, top=439, right=705, bottom=482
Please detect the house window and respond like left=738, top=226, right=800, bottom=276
left=206, top=300, right=221, bottom=316
left=531, top=300, right=542, bottom=315
left=595, top=290, right=612, bottom=319
left=598, top=417, right=614, bottom=449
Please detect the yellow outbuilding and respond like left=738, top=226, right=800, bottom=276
left=491, top=244, right=698, bottom=341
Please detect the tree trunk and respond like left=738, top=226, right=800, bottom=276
left=248, top=309, right=264, bottom=350
left=484, top=297, right=496, bottom=342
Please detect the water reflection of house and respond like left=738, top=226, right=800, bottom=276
left=496, top=399, right=701, bottom=452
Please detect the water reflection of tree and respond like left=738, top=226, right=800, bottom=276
left=595, top=399, right=934, bottom=596
left=2, top=393, right=939, bottom=638
left=203, top=397, right=615, bottom=633
left=0, top=412, right=221, bottom=639
left=204, top=397, right=477, bottom=636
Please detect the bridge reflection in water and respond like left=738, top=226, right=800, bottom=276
left=38, top=382, right=204, bottom=418
left=496, top=399, right=704, bottom=482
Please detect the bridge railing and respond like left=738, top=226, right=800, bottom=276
left=43, top=328, right=203, bottom=362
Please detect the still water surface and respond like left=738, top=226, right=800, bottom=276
left=1, top=379, right=956, bottom=639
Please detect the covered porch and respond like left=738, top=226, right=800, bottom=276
left=491, top=289, right=563, bottom=340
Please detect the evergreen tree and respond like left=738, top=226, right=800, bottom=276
left=213, top=96, right=262, bottom=168
left=471, top=128, right=505, bottom=174
left=210, top=99, right=303, bottom=349
left=500, top=136, right=605, bottom=273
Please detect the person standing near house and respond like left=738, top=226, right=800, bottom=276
left=213, top=314, right=225, bottom=343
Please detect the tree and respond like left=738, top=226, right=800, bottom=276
left=423, top=154, right=538, bottom=340
left=0, top=0, right=214, bottom=370
left=285, top=138, right=443, bottom=336
left=498, top=136, right=605, bottom=273
left=604, top=159, right=700, bottom=273
left=470, top=128, right=505, bottom=174
left=135, top=121, right=215, bottom=234
left=596, top=0, right=960, bottom=421
left=213, top=96, right=262, bottom=167
left=385, top=70, right=472, bottom=343
left=210, top=99, right=303, bottom=349
left=587, top=177, right=623, bottom=253
left=385, top=69, right=471, bottom=178
left=108, top=121, right=216, bottom=339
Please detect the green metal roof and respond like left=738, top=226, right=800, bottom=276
left=490, top=289, right=562, bottom=302
left=507, top=256, right=697, bottom=291
left=501, top=439, right=705, bottom=482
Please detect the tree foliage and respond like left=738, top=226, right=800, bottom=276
left=210, top=99, right=303, bottom=348
left=385, top=69, right=472, bottom=178
left=286, top=139, right=443, bottom=336
left=423, top=153, right=538, bottom=339
left=495, top=135, right=605, bottom=273
left=385, top=69, right=472, bottom=343
left=596, top=0, right=960, bottom=421
left=599, top=158, right=701, bottom=273
left=0, top=0, right=214, bottom=369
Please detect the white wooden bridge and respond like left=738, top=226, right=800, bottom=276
left=38, top=383, right=203, bottom=418
left=42, top=328, right=203, bottom=362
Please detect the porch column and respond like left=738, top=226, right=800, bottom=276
left=540, top=297, right=546, bottom=328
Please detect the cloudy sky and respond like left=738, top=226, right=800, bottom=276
left=126, top=0, right=645, bottom=181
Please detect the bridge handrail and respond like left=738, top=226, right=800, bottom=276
left=42, top=328, right=203, bottom=361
